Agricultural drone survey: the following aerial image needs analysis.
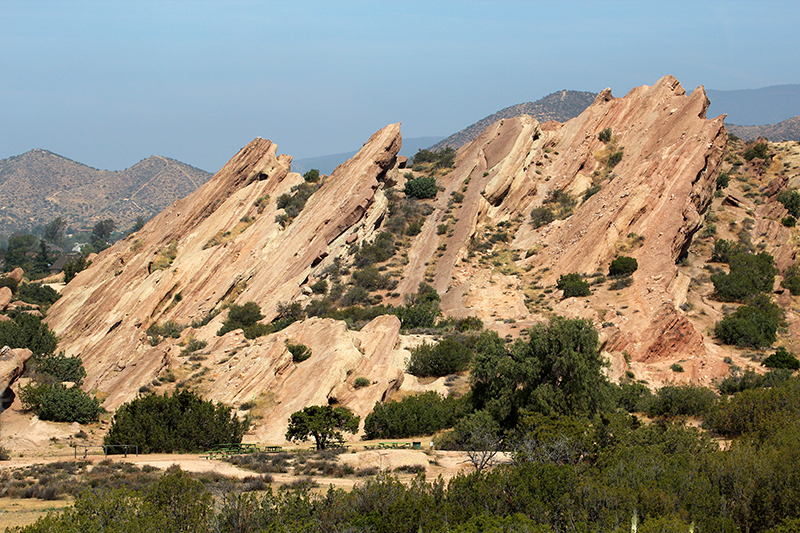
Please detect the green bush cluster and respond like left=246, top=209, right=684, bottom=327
left=406, top=337, right=474, bottom=377
left=31, top=352, right=86, bottom=384
left=782, top=262, right=800, bottom=295
left=363, top=391, right=467, bottom=440
left=743, top=141, right=770, bottom=162
left=411, top=147, right=456, bottom=169
left=275, top=181, right=321, bottom=227
left=217, top=302, right=265, bottom=338
left=712, top=251, right=776, bottom=302
left=608, top=255, right=638, bottom=277
left=286, top=342, right=311, bottom=363
left=404, top=176, right=438, bottom=199
left=556, top=273, right=591, bottom=299
left=778, top=189, right=800, bottom=218
left=146, top=320, right=185, bottom=345
left=716, top=171, right=730, bottom=190
left=17, top=283, right=61, bottom=313
left=641, top=384, right=718, bottom=418
left=598, top=127, right=612, bottom=142
left=392, top=283, right=441, bottom=329
left=530, top=206, right=556, bottom=228
left=104, top=389, right=248, bottom=453
left=0, top=312, right=58, bottom=356
left=353, top=231, right=396, bottom=267
left=20, top=383, right=102, bottom=424
left=714, top=293, right=784, bottom=348
left=711, top=238, right=747, bottom=263
left=763, top=347, right=800, bottom=370
left=717, top=368, right=792, bottom=395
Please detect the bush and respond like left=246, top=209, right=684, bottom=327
left=31, top=352, right=86, bottom=384
left=743, top=142, right=770, bottom=162
left=146, top=320, right=185, bottom=345
left=364, top=391, right=467, bottom=440
left=782, top=215, right=796, bottom=227
left=287, top=342, right=311, bottom=363
left=63, top=255, right=90, bottom=283
left=716, top=171, right=730, bottom=190
left=353, top=377, right=370, bottom=389
left=717, top=368, right=792, bottom=395
left=406, top=337, right=473, bottom=377
left=530, top=206, right=555, bottom=228
left=712, top=251, right=776, bottom=302
left=16, top=283, right=61, bottom=312
left=217, top=302, right=264, bottom=337
left=404, top=177, right=438, bottom=199
left=763, top=347, right=800, bottom=370
left=598, top=128, right=612, bottom=142
left=20, top=383, right=102, bottom=423
left=782, top=262, right=800, bottom=295
left=303, top=169, right=320, bottom=183
left=778, top=189, right=800, bottom=218
left=608, top=256, right=638, bottom=277
left=714, top=293, right=784, bottom=348
left=642, top=384, right=718, bottom=418
left=556, top=273, right=591, bottom=299
left=0, top=312, right=58, bottom=356
left=104, top=389, right=248, bottom=453
left=353, top=231, right=397, bottom=267
left=392, top=283, right=441, bottom=329
left=711, top=239, right=746, bottom=263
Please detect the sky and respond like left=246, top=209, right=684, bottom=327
left=2, top=0, right=799, bottom=173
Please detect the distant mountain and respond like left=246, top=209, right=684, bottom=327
left=726, top=115, right=800, bottom=142
left=293, top=136, right=444, bottom=176
left=707, top=85, right=800, bottom=126
left=428, top=90, right=597, bottom=152
left=0, top=149, right=212, bottom=235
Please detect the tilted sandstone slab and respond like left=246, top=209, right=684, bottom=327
left=45, top=124, right=402, bottom=415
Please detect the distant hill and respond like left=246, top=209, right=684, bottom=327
left=726, top=115, right=800, bottom=142
left=707, top=85, right=800, bottom=125
left=428, top=90, right=597, bottom=152
left=0, top=149, right=212, bottom=235
left=293, top=136, right=444, bottom=176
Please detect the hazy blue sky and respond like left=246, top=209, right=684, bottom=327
left=2, top=1, right=798, bottom=172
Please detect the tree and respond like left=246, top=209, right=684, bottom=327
left=43, top=217, right=67, bottom=247
left=763, top=347, right=800, bottom=370
left=90, top=218, right=116, bottom=250
left=285, top=405, right=359, bottom=450
left=4, top=233, right=38, bottom=271
left=712, top=251, right=777, bottom=302
left=63, top=254, right=90, bottom=283
left=471, top=317, right=611, bottom=429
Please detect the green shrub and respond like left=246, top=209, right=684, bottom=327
left=642, top=384, right=718, bottom=418
left=711, top=239, right=746, bottom=263
left=310, top=280, right=328, bottom=294
left=712, top=251, right=776, bottom=302
left=607, top=150, right=624, bottom=169
left=353, top=377, right=370, bottom=389
left=404, top=176, right=438, bottom=199
left=287, top=342, right=311, bottom=363
left=717, top=368, right=792, bottom=395
left=530, top=206, right=556, bottom=228
left=743, top=142, right=770, bottom=162
left=31, top=352, right=86, bottom=384
left=598, top=128, right=612, bottom=142
left=763, top=347, right=800, bottom=370
left=275, top=181, right=321, bottom=227
left=406, top=337, right=473, bottom=377
left=609, top=256, right=638, bottom=277
left=0, top=312, right=58, bottom=356
left=583, top=184, right=601, bottom=201
left=0, top=276, right=19, bottom=294
left=217, top=302, right=264, bottom=337
left=670, top=363, right=684, bottom=372
left=714, top=293, right=784, bottom=348
left=16, top=283, right=60, bottom=312
left=706, top=378, right=800, bottom=438
left=353, top=231, right=396, bottom=267
left=777, top=189, right=800, bottom=218
left=412, top=147, right=455, bottom=169
left=782, top=215, right=797, bottom=227
left=20, top=383, right=102, bottom=423
left=364, top=391, right=467, bottom=440
left=104, top=389, right=248, bottom=453
left=782, top=262, right=800, bottom=295
left=351, top=265, right=393, bottom=291
left=392, top=283, right=441, bottom=329
left=556, top=273, right=591, bottom=299
left=146, top=320, right=185, bottom=345
left=716, top=171, right=730, bottom=190
left=303, top=169, right=320, bottom=183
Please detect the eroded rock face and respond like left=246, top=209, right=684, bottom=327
left=0, top=347, right=32, bottom=405
left=45, top=124, right=402, bottom=419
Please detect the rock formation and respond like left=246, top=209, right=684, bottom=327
left=45, top=76, right=736, bottom=443
left=0, top=347, right=32, bottom=411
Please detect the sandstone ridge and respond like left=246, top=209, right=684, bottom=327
left=43, top=77, right=746, bottom=444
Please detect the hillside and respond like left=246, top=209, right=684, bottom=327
left=727, top=115, right=800, bottom=142
left=0, top=149, right=212, bottom=234
left=428, top=89, right=597, bottom=152
left=707, top=84, right=800, bottom=125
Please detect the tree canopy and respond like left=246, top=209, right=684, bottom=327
left=285, top=405, right=359, bottom=450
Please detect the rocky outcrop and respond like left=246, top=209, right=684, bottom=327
left=1, top=347, right=32, bottom=405
left=45, top=124, right=403, bottom=416
left=42, top=76, right=737, bottom=442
